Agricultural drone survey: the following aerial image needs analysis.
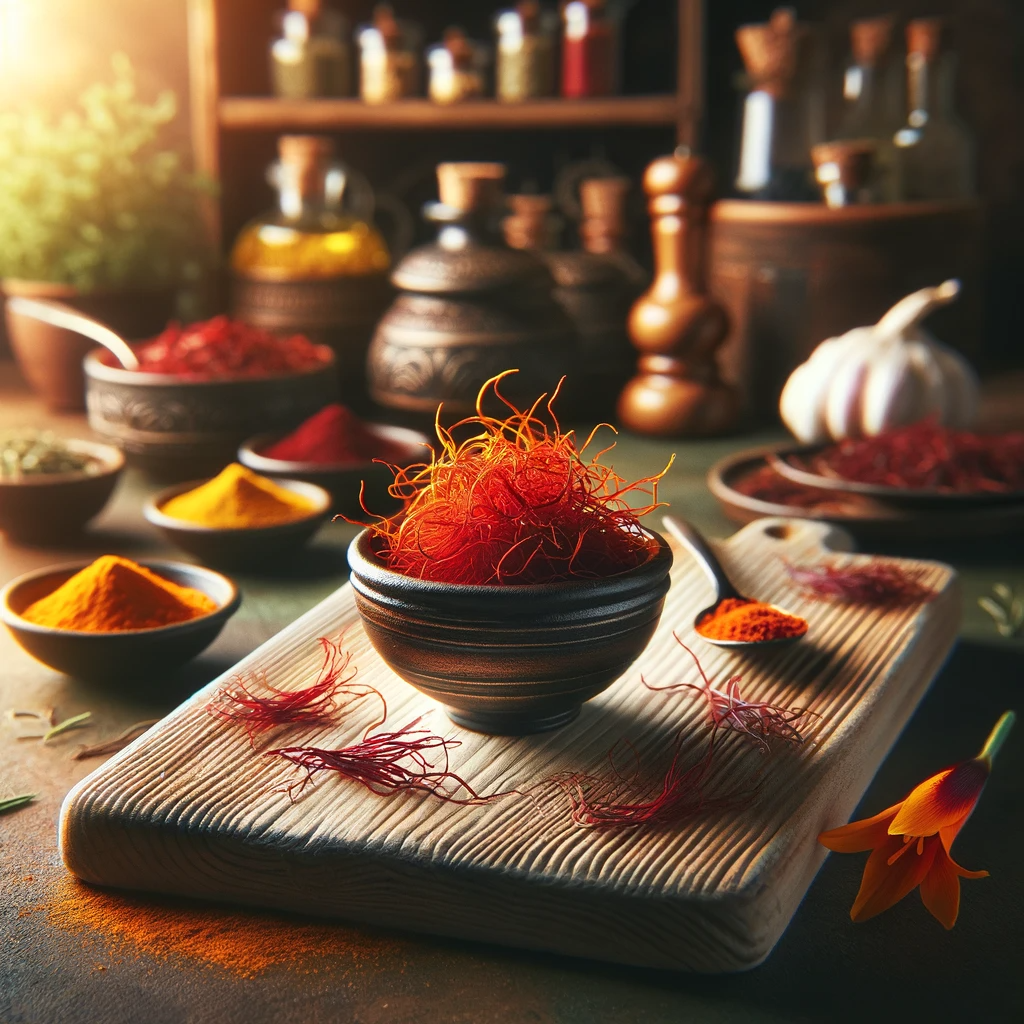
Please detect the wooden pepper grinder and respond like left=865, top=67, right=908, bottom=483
left=617, top=152, right=739, bottom=437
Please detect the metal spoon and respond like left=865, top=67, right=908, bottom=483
left=661, top=514, right=806, bottom=650
left=6, top=297, right=140, bottom=371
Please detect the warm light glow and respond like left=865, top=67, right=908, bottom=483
left=0, top=0, right=29, bottom=79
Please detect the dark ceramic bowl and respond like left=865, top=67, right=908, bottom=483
left=347, top=528, right=673, bottom=735
left=0, top=559, right=240, bottom=684
left=84, top=345, right=338, bottom=481
left=237, top=424, right=431, bottom=517
left=143, top=477, right=332, bottom=570
left=0, top=439, right=124, bottom=545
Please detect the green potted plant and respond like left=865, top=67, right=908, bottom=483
left=0, top=54, right=214, bottom=410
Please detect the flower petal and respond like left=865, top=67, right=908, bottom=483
left=889, top=759, right=988, bottom=838
left=920, top=844, right=961, bottom=929
left=850, top=833, right=938, bottom=923
left=819, top=803, right=902, bottom=853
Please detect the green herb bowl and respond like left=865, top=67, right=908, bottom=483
left=143, top=476, right=332, bottom=570
left=0, top=559, right=240, bottom=684
left=0, top=439, right=124, bottom=545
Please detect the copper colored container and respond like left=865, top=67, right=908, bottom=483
left=368, top=163, right=575, bottom=419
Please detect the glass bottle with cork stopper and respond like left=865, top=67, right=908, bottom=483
left=270, top=0, right=351, bottom=99
left=894, top=18, right=975, bottom=200
left=357, top=4, right=422, bottom=104
left=230, top=136, right=393, bottom=406
left=835, top=13, right=902, bottom=201
left=495, top=2, right=557, bottom=102
left=426, top=27, right=490, bottom=105
left=561, top=0, right=618, bottom=98
left=734, top=8, right=822, bottom=201
left=369, top=162, right=575, bottom=421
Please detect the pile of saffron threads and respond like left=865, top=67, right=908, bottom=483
left=362, top=371, right=671, bottom=585
left=644, top=637, right=812, bottom=755
left=208, top=636, right=375, bottom=744
left=784, top=560, right=937, bottom=606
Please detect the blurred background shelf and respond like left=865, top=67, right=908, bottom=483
left=218, top=95, right=685, bottom=131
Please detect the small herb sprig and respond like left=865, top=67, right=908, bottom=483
left=979, top=584, right=1024, bottom=639
left=0, top=794, right=37, bottom=815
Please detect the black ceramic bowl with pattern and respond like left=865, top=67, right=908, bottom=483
left=347, top=527, right=673, bottom=736
left=84, top=346, right=338, bottom=482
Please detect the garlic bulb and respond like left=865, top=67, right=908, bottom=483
left=779, top=280, right=978, bottom=444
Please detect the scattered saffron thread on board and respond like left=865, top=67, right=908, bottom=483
left=783, top=560, right=937, bottom=605
left=208, top=635, right=376, bottom=744
left=644, top=636, right=813, bottom=755
left=43, top=877, right=403, bottom=978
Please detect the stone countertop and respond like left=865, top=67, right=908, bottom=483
left=1, top=363, right=1021, bottom=1024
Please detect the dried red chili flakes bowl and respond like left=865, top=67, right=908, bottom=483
left=237, top=425, right=431, bottom=517
left=84, top=345, right=338, bottom=483
left=347, top=527, right=673, bottom=736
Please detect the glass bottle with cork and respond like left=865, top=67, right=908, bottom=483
left=894, top=17, right=974, bottom=200
left=270, top=0, right=351, bottom=99
left=835, top=13, right=902, bottom=201
left=357, top=4, right=422, bottom=104
left=495, top=2, right=557, bottom=102
left=426, top=27, right=490, bottom=104
left=230, top=136, right=393, bottom=405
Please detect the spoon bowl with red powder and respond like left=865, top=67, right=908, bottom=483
left=662, top=516, right=809, bottom=650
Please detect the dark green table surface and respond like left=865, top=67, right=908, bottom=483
left=2, top=368, right=1021, bottom=1024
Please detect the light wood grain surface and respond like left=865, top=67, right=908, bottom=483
left=59, top=517, right=959, bottom=972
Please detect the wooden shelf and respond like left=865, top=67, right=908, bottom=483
left=218, top=95, right=682, bottom=131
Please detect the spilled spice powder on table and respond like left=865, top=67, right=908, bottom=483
left=160, top=463, right=317, bottom=528
left=21, top=555, right=215, bottom=632
left=44, top=877, right=401, bottom=977
left=696, top=597, right=808, bottom=643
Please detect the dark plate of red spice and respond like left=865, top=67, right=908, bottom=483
left=767, top=422, right=1024, bottom=507
left=709, top=447, right=1024, bottom=542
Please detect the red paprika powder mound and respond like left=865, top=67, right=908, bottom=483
left=263, top=404, right=410, bottom=465
left=696, top=597, right=808, bottom=642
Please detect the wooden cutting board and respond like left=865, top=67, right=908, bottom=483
left=60, top=518, right=959, bottom=973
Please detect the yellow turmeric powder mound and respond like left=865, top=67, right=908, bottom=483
left=160, top=463, right=316, bottom=528
left=22, top=555, right=217, bottom=632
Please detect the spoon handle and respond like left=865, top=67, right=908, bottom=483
left=6, top=297, right=140, bottom=371
left=661, top=515, right=744, bottom=602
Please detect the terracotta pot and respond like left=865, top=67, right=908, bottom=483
left=2, top=280, right=178, bottom=411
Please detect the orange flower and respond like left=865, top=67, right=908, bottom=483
left=819, top=711, right=1014, bottom=929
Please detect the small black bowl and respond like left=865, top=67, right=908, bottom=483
left=238, top=424, right=431, bottom=517
left=347, top=528, right=673, bottom=735
left=143, top=476, right=332, bottom=570
left=0, top=559, right=240, bottom=684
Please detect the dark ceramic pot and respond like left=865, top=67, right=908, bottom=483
left=84, top=346, right=338, bottom=481
left=347, top=528, right=673, bottom=735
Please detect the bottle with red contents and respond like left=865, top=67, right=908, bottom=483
left=561, top=0, right=618, bottom=99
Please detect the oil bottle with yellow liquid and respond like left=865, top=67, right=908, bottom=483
left=231, top=135, right=394, bottom=404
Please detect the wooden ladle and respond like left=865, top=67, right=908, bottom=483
left=662, top=514, right=806, bottom=650
left=6, top=297, right=140, bottom=371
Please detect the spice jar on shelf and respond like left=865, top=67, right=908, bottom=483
left=270, top=0, right=351, bottom=99
left=230, top=135, right=393, bottom=406
left=495, top=2, right=557, bottom=102
left=427, top=28, right=490, bottom=105
left=368, top=162, right=575, bottom=421
left=561, top=0, right=618, bottom=99
left=357, top=3, right=422, bottom=104
left=893, top=18, right=975, bottom=200
left=734, top=8, right=822, bottom=201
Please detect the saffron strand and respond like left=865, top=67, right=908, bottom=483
left=643, top=636, right=813, bottom=754
left=784, top=560, right=937, bottom=606
left=209, top=637, right=377, bottom=744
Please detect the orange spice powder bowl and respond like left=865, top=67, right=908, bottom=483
left=347, top=527, right=673, bottom=735
left=0, top=559, right=240, bottom=685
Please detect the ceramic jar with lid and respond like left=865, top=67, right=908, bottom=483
left=367, top=163, right=576, bottom=420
